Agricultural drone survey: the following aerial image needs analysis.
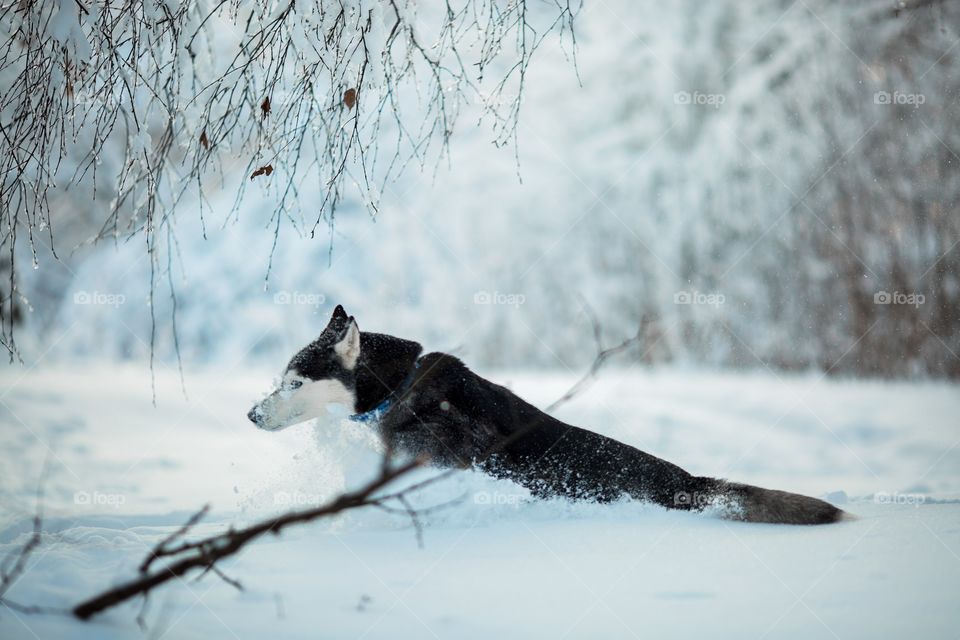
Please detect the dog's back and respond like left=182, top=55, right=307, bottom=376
left=380, top=352, right=847, bottom=524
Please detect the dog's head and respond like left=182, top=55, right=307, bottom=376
left=247, top=305, right=361, bottom=431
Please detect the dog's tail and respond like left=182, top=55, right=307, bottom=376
left=684, top=478, right=848, bottom=525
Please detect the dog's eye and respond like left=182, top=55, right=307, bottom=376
left=286, top=380, right=303, bottom=390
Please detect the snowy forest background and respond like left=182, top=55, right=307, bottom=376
left=3, top=0, right=958, bottom=379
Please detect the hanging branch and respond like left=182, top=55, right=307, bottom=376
left=0, top=0, right=582, bottom=361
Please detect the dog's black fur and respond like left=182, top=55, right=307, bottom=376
left=267, top=306, right=848, bottom=525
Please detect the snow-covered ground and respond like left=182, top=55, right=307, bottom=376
left=1, top=364, right=958, bottom=639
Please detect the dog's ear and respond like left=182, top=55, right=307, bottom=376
left=330, top=304, right=349, bottom=325
left=333, top=317, right=360, bottom=369
left=323, top=304, right=350, bottom=335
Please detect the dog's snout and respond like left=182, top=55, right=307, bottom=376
left=247, top=406, right=260, bottom=425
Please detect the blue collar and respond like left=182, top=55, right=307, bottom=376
left=349, top=359, right=420, bottom=423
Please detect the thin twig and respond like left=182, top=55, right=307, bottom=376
left=545, top=302, right=643, bottom=413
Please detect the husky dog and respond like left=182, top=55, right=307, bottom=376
left=248, top=306, right=848, bottom=525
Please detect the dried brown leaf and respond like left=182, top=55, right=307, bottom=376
left=250, top=164, right=273, bottom=180
left=343, top=88, right=357, bottom=109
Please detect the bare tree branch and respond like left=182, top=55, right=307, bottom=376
left=72, top=456, right=426, bottom=620
left=545, top=301, right=643, bottom=413
left=0, top=467, right=70, bottom=617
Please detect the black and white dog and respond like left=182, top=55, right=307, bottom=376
left=248, top=306, right=847, bottom=524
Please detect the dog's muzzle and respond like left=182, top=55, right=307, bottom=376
left=247, top=405, right=261, bottom=426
